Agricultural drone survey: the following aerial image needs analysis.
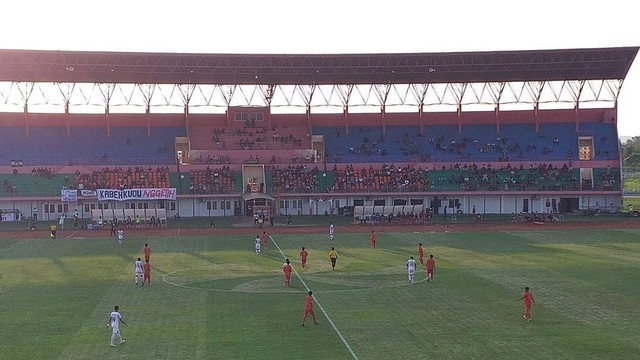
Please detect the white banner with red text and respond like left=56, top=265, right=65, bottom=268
left=97, top=188, right=177, bottom=201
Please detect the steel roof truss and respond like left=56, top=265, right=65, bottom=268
left=295, top=85, right=315, bottom=107
left=179, top=84, right=196, bottom=106
left=388, top=84, right=411, bottom=106
left=16, top=82, right=35, bottom=103
left=410, top=83, right=429, bottom=107
left=139, top=84, right=155, bottom=107
left=373, top=84, right=391, bottom=108
left=506, top=82, right=529, bottom=104
left=99, top=83, right=115, bottom=107
left=56, top=82, right=75, bottom=106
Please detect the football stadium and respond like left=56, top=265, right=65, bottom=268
left=0, top=47, right=639, bottom=359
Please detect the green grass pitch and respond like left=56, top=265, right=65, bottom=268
left=1, top=228, right=639, bottom=359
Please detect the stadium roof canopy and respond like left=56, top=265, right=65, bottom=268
left=0, top=47, right=637, bottom=84
left=0, top=47, right=637, bottom=112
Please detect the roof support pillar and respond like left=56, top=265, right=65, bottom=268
left=264, top=85, right=276, bottom=130
left=530, top=81, right=544, bottom=133
left=23, top=103, right=29, bottom=137
left=146, top=105, right=151, bottom=137
left=574, top=102, right=580, bottom=132
left=65, top=102, right=70, bottom=137
left=450, top=83, right=466, bottom=134
left=139, top=84, right=155, bottom=137
left=183, top=104, right=189, bottom=138
left=57, top=82, right=75, bottom=137
left=301, top=85, right=316, bottom=134
left=374, top=84, right=391, bottom=136
left=418, top=105, right=424, bottom=135
left=573, top=80, right=585, bottom=132
left=491, top=82, right=506, bottom=133
left=534, top=103, right=539, bottom=133
left=103, top=83, right=115, bottom=138
left=105, top=104, right=111, bottom=138
left=381, top=104, right=386, bottom=136
left=495, top=103, right=500, bottom=133
left=412, top=83, right=429, bottom=135
left=18, top=82, right=35, bottom=137
left=219, top=85, right=236, bottom=129
left=343, top=105, right=349, bottom=135
left=457, top=103, right=462, bottom=134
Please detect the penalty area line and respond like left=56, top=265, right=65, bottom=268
left=270, top=235, right=360, bottom=360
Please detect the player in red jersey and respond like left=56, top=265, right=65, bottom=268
left=426, top=254, right=435, bottom=281
left=370, top=230, right=377, bottom=248
left=301, top=290, right=318, bottom=326
left=143, top=243, right=151, bottom=262
left=519, top=286, right=536, bottom=321
left=417, top=243, right=425, bottom=264
left=261, top=231, right=269, bottom=251
left=142, top=260, right=151, bottom=287
left=283, top=259, right=293, bottom=287
left=299, top=247, right=309, bottom=269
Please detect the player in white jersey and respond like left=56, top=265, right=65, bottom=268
left=106, top=305, right=127, bottom=347
left=406, top=256, right=417, bottom=283
left=58, top=213, right=65, bottom=230
left=117, top=228, right=124, bottom=245
left=254, top=235, right=261, bottom=255
left=329, top=222, right=335, bottom=240
left=134, top=257, right=144, bottom=285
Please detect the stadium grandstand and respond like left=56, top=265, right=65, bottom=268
left=0, top=47, right=637, bottom=222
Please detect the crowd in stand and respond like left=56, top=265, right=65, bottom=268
left=66, top=162, right=616, bottom=195
left=2, top=179, right=17, bottom=195
left=269, top=153, right=319, bottom=165
left=429, top=134, right=514, bottom=160
left=31, top=167, right=55, bottom=179
left=327, top=126, right=577, bottom=163
left=188, top=166, right=235, bottom=194
left=597, top=167, right=619, bottom=190
left=194, top=154, right=231, bottom=165
left=332, top=164, right=428, bottom=192
left=272, top=165, right=321, bottom=193
left=210, top=125, right=306, bottom=151
left=422, top=132, right=568, bottom=163
left=327, top=162, right=582, bottom=193
left=267, top=161, right=615, bottom=194
left=75, top=166, right=170, bottom=190
left=430, top=162, right=578, bottom=192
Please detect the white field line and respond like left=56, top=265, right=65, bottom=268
left=270, top=235, right=360, bottom=360
left=436, top=223, right=457, bottom=232
left=64, top=230, right=79, bottom=239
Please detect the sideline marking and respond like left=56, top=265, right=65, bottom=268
left=270, top=235, right=360, bottom=360
left=64, top=230, right=79, bottom=239
left=341, top=225, right=355, bottom=233
left=436, top=223, right=456, bottom=233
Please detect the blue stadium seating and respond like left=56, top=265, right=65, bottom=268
left=315, top=121, right=616, bottom=163
left=0, top=126, right=186, bottom=165
left=579, top=122, right=619, bottom=160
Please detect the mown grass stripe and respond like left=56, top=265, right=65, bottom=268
left=270, top=235, right=360, bottom=360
